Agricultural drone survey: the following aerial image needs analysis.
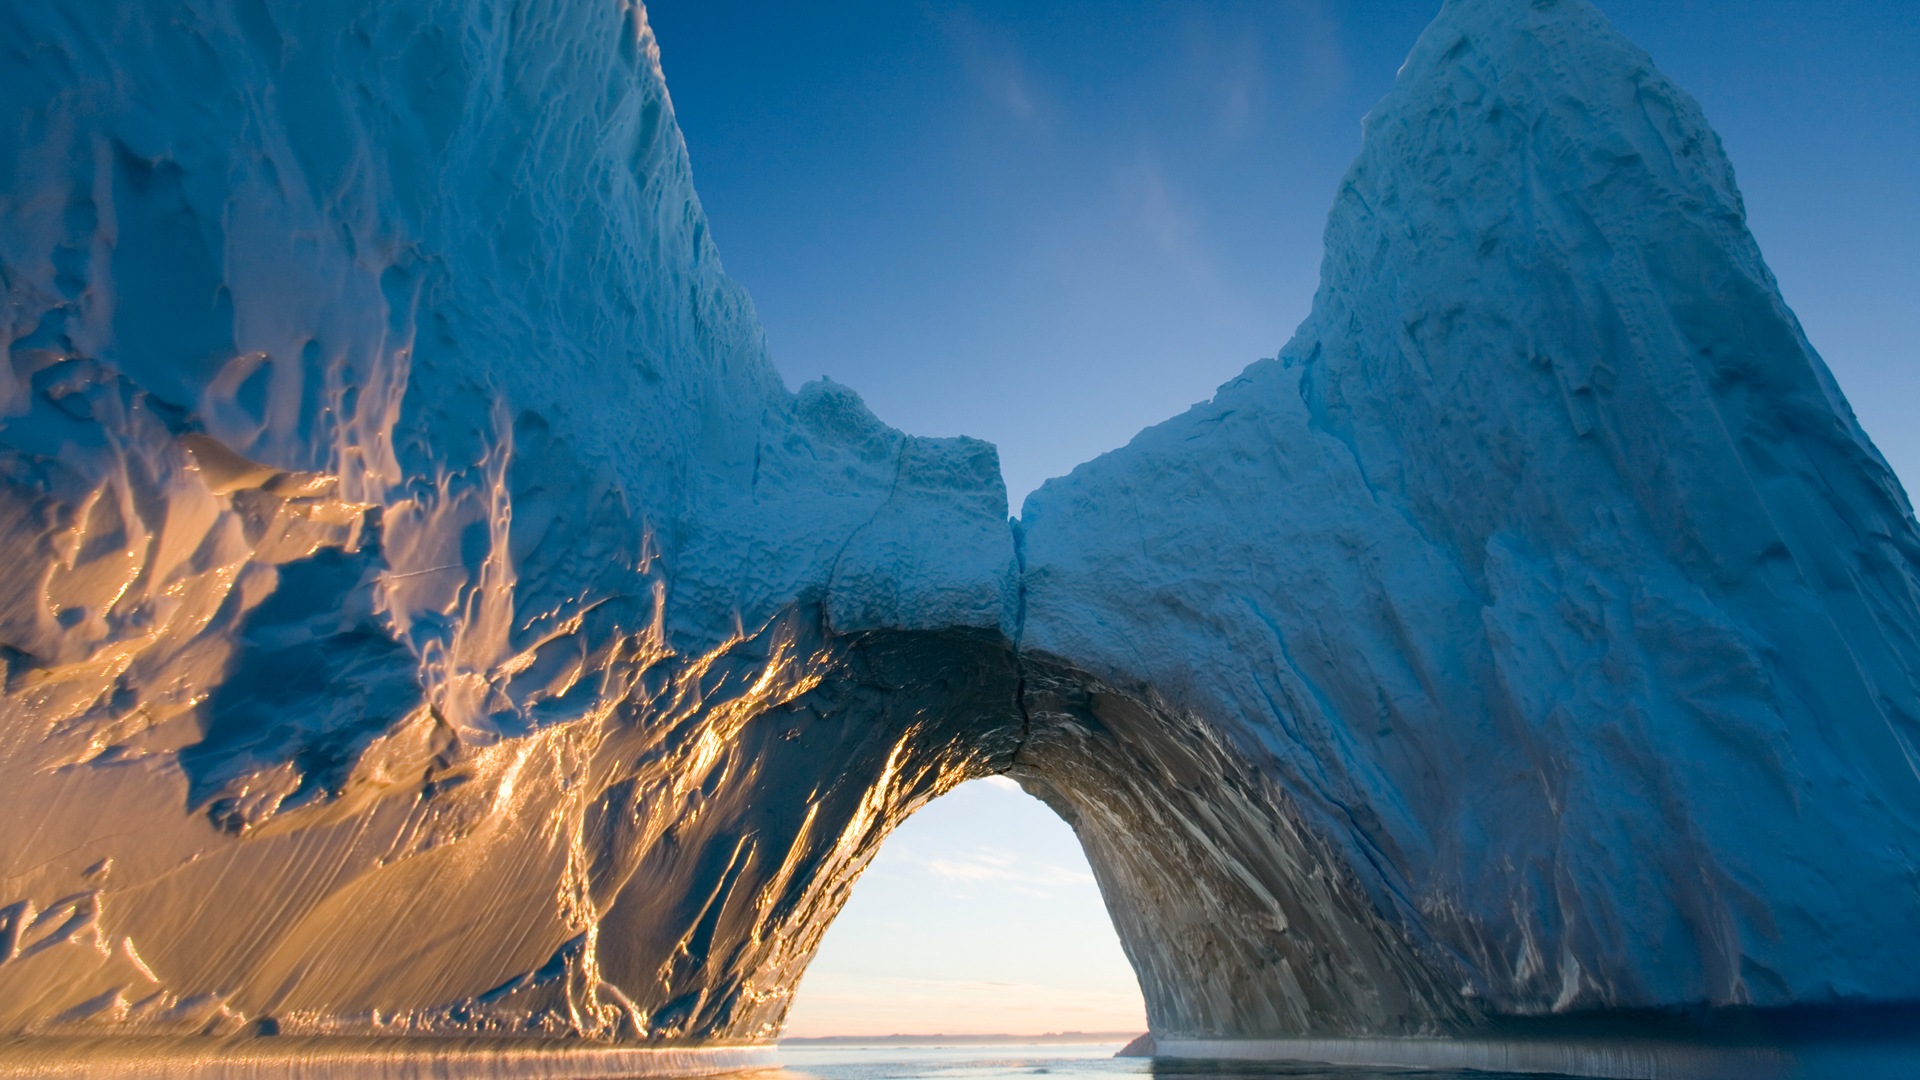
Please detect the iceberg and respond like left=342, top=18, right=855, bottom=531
left=1019, top=0, right=1920, bottom=1035
left=0, top=0, right=1916, bottom=1074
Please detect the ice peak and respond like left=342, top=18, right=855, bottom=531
left=1023, top=0, right=1920, bottom=1028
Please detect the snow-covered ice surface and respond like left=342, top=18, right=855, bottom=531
left=2, top=0, right=1919, bottom=1072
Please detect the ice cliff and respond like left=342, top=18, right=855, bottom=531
left=0, top=0, right=1016, bottom=1044
left=2, top=0, right=1918, bottom=1064
left=1017, top=0, right=1920, bottom=1034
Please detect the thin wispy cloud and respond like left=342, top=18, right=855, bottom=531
left=929, top=5, right=1049, bottom=125
left=1218, top=66, right=1260, bottom=139
left=1124, top=152, right=1221, bottom=296
left=919, top=849, right=1095, bottom=889
left=1173, top=14, right=1270, bottom=139
left=1285, top=0, right=1350, bottom=107
left=1172, top=0, right=1348, bottom=141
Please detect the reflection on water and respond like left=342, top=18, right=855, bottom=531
left=767, top=1043, right=1554, bottom=1080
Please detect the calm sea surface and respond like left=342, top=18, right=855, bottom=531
left=770, top=1042, right=1551, bottom=1080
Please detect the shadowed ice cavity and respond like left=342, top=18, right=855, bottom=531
left=183, top=542, right=419, bottom=830
left=1, top=0, right=1919, bottom=1059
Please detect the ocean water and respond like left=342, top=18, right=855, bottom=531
left=771, top=1043, right=1551, bottom=1080
left=765, top=1036, right=1920, bottom=1080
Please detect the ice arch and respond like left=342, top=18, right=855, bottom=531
left=3, top=0, right=1920, bottom=1072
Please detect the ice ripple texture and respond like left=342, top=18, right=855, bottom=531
left=0, top=0, right=1917, bottom=1062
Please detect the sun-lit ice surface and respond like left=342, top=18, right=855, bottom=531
left=0, top=0, right=1017, bottom=1046
left=2, top=0, right=1919, bottom=1074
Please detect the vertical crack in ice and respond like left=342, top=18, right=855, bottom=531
left=822, top=438, right=908, bottom=625
left=1007, top=516, right=1033, bottom=770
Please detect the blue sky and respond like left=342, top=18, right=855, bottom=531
left=644, top=0, right=1919, bottom=1038
left=649, top=0, right=1918, bottom=506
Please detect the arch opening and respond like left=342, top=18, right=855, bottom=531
left=781, top=775, right=1146, bottom=1040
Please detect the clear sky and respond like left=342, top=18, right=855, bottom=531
left=643, top=0, right=1920, bottom=1039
